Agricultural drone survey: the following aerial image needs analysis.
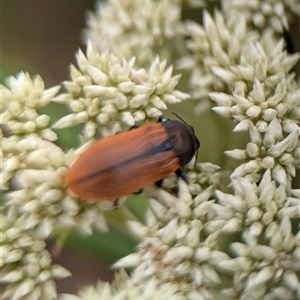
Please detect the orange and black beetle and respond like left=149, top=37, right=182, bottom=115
left=65, top=115, right=200, bottom=201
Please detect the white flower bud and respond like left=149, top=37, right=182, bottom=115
left=52, top=114, right=78, bottom=129
left=261, top=156, right=275, bottom=169
left=237, top=65, right=254, bottom=80
left=176, top=224, right=189, bottom=240
left=256, top=120, right=268, bottom=132
left=268, top=138, right=290, bottom=158
left=279, top=153, right=294, bottom=165
left=113, top=253, right=142, bottom=269
left=209, top=92, right=233, bottom=106
left=267, top=92, right=285, bottom=107
left=149, top=199, right=168, bottom=221
left=272, top=164, right=287, bottom=185
left=246, top=105, right=261, bottom=118
left=252, top=78, right=265, bottom=103
left=84, top=121, right=97, bottom=137
left=282, top=270, right=299, bottom=291
left=162, top=94, right=181, bottom=104
left=233, top=119, right=251, bottom=132
left=51, top=265, right=71, bottom=279
left=212, top=106, right=232, bottom=118
left=13, top=278, right=36, bottom=299
left=290, top=189, right=300, bottom=198
left=194, top=247, right=211, bottom=262
left=244, top=159, right=260, bottom=172
left=176, top=201, right=191, bottom=219
left=282, top=119, right=299, bottom=133
left=163, top=246, right=193, bottom=263
left=233, top=93, right=252, bottom=109
left=278, top=206, right=299, bottom=219
left=84, top=86, right=118, bottom=98
left=86, top=65, right=108, bottom=84
left=262, top=211, right=274, bottom=224
left=205, top=220, right=227, bottom=233
left=120, top=112, right=135, bottom=126
left=115, top=93, right=128, bottom=110
left=130, top=94, right=148, bottom=108
left=264, top=136, right=276, bottom=151
left=172, top=90, right=190, bottom=101
left=185, top=227, right=200, bottom=248
left=193, top=201, right=212, bottom=218
left=223, top=218, right=242, bottom=232
left=146, top=107, right=161, bottom=118
left=161, top=219, right=178, bottom=244
left=70, top=100, right=84, bottom=112
left=269, top=118, right=283, bottom=140
left=251, top=266, right=276, bottom=286
left=262, top=108, right=277, bottom=121
left=249, top=221, right=263, bottom=236
left=231, top=104, right=244, bottom=115
left=202, top=264, right=221, bottom=284
left=247, top=207, right=263, bottom=221
left=249, top=123, right=262, bottom=145
left=276, top=103, right=288, bottom=117
left=272, top=287, right=293, bottom=299
left=246, top=142, right=259, bottom=157
left=133, top=110, right=146, bottom=122
left=211, top=66, right=235, bottom=84
left=286, top=130, right=298, bottom=152
left=96, top=113, right=109, bottom=125
left=212, top=203, right=234, bottom=219
left=118, top=81, right=135, bottom=93
left=102, top=104, right=117, bottom=115
left=150, top=96, right=168, bottom=110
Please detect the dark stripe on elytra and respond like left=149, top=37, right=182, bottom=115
left=73, top=140, right=173, bottom=184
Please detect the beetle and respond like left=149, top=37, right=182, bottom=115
left=65, top=114, right=200, bottom=201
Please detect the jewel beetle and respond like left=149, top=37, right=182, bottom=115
left=65, top=115, right=200, bottom=201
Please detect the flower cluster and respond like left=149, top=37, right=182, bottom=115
left=218, top=216, right=299, bottom=299
left=1, top=207, right=71, bottom=300
left=113, top=178, right=225, bottom=299
left=53, top=41, right=189, bottom=139
left=181, top=10, right=299, bottom=112
left=222, top=0, right=300, bottom=33
left=1, top=73, right=59, bottom=189
left=222, top=0, right=290, bottom=32
left=83, top=0, right=186, bottom=67
left=59, top=269, right=181, bottom=300
left=2, top=0, right=300, bottom=299
left=210, top=173, right=300, bottom=236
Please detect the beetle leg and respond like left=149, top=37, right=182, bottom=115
left=175, top=169, right=186, bottom=180
left=133, top=188, right=143, bottom=194
left=155, top=179, right=164, bottom=187
left=157, top=116, right=164, bottom=123
left=113, top=199, right=119, bottom=209
left=129, top=124, right=140, bottom=131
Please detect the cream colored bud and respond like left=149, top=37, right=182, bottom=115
left=212, top=106, right=232, bottom=118
left=262, top=108, right=277, bottom=121
left=246, top=142, right=260, bottom=157
left=261, top=156, right=275, bottom=169
left=256, top=120, right=268, bottom=132
left=246, top=105, right=261, bottom=118
left=76, top=111, right=89, bottom=123
left=115, top=93, right=128, bottom=110
left=279, top=153, right=294, bottom=165
left=130, top=94, right=148, bottom=108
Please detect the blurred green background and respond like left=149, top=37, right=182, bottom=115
left=2, top=0, right=299, bottom=294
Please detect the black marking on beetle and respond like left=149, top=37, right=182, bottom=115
left=72, top=140, right=174, bottom=184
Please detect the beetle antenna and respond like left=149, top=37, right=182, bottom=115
left=194, top=149, right=198, bottom=169
left=172, top=112, right=187, bottom=125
